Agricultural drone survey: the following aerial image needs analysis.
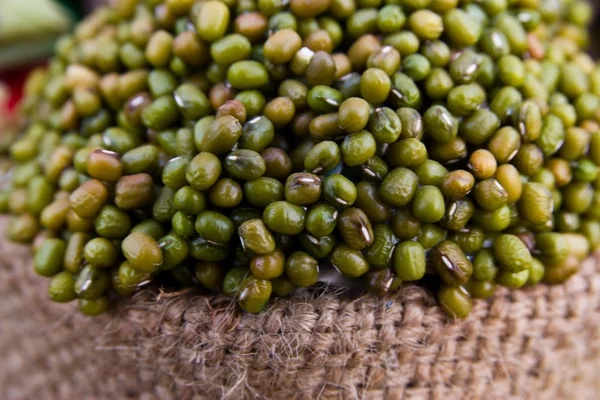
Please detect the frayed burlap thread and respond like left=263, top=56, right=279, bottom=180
left=1, top=216, right=600, bottom=400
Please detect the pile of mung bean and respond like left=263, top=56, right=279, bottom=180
left=1, top=0, right=599, bottom=317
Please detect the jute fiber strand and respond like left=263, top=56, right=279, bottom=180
left=1, top=216, right=600, bottom=400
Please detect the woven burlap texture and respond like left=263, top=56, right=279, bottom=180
left=1, top=218, right=600, bottom=400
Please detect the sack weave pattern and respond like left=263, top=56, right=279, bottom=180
left=1, top=217, right=600, bottom=399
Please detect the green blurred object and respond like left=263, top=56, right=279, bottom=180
left=0, top=0, right=76, bottom=69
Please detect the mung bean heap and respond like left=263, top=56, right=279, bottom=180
left=0, top=0, right=599, bottom=318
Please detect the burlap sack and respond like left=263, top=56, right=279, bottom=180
left=1, top=215, right=600, bottom=400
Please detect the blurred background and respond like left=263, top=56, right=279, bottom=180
left=0, top=0, right=89, bottom=112
left=0, top=0, right=104, bottom=131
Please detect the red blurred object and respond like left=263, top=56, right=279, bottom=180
left=0, top=68, right=33, bottom=112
